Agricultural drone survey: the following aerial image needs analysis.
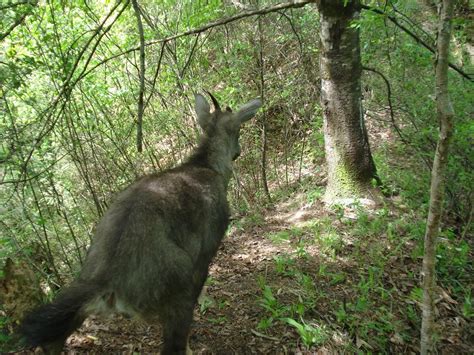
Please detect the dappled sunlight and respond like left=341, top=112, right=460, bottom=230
left=2, top=0, right=471, bottom=353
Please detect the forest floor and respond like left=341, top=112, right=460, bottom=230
left=54, top=183, right=473, bottom=354
left=10, top=119, right=471, bottom=354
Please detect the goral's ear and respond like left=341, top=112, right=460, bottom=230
left=194, top=93, right=212, bottom=132
left=236, top=98, right=262, bottom=124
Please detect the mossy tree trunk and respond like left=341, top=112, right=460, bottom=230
left=317, top=0, right=379, bottom=204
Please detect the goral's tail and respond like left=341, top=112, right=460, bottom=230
left=18, top=281, right=100, bottom=351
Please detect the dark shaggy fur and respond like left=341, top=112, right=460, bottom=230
left=18, top=93, right=261, bottom=355
left=18, top=282, right=99, bottom=351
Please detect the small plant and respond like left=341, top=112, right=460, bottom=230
left=257, top=317, right=274, bottom=330
left=282, top=317, right=329, bottom=348
left=406, top=304, right=420, bottom=325
left=352, top=208, right=389, bottom=238
left=331, top=203, right=345, bottom=220
left=198, top=294, right=214, bottom=314
left=289, top=226, right=304, bottom=238
left=0, top=314, right=12, bottom=351
left=318, top=263, right=328, bottom=276
left=268, top=226, right=306, bottom=246
left=316, top=230, right=343, bottom=257
left=295, top=272, right=316, bottom=296
left=436, top=237, right=470, bottom=283
left=329, top=272, right=346, bottom=285
left=257, top=283, right=283, bottom=331
left=217, top=299, right=230, bottom=310
left=307, top=187, right=324, bottom=205
left=409, top=287, right=423, bottom=304
left=462, top=291, right=473, bottom=320
left=273, top=254, right=296, bottom=275
left=205, top=276, right=218, bottom=286
left=290, top=301, right=307, bottom=317
left=268, top=230, right=291, bottom=244
left=242, top=211, right=265, bottom=228
left=335, top=301, right=361, bottom=327
left=295, top=242, right=309, bottom=259
left=259, top=284, right=285, bottom=318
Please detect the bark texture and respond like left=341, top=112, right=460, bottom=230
left=318, top=0, right=378, bottom=203
left=420, top=1, right=455, bottom=354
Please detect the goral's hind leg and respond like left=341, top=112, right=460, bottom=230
left=161, top=301, right=194, bottom=355
left=41, top=312, right=86, bottom=355
left=186, top=342, right=193, bottom=355
left=40, top=340, right=64, bottom=355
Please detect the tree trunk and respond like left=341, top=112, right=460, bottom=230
left=420, top=1, right=455, bottom=353
left=317, top=0, right=379, bottom=204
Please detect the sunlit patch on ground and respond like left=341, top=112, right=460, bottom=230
left=66, top=184, right=473, bottom=353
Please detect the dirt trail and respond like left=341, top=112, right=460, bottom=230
left=57, top=189, right=472, bottom=354
left=61, top=193, right=322, bottom=354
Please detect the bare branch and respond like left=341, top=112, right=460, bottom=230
left=147, top=0, right=313, bottom=46
left=362, top=66, right=406, bottom=144
left=20, top=0, right=130, bottom=177
left=144, top=41, right=166, bottom=111
left=0, top=0, right=38, bottom=41
left=180, top=34, right=200, bottom=78
left=360, top=4, right=473, bottom=82
left=78, top=0, right=315, bottom=80
left=131, top=0, right=146, bottom=153
left=0, top=0, right=35, bottom=11
left=0, top=12, right=28, bottom=41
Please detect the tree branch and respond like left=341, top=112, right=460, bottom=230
left=360, top=4, right=473, bottom=82
left=78, top=0, right=314, bottom=80
left=362, top=66, right=406, bottom=143
left=19, top=0, right=129, bottom=177
left=148, top=0, right=313, bottom=46
left=144, top=41, right=166, bottom=111
left=0, top=12, right=28, bottom=41
left=0, top=0, right=38, bottom=41
left=131, top=0, right=146, bottom=153
left=0, top=0, right=35, bottom=11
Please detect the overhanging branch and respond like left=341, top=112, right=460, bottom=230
left=0, top=12, right=28, bottom=41
left=360, top=4, right=473, bottom=82
left=79, top=0, right=315, bottom=80
left=144, top=0, right=313, bottom=46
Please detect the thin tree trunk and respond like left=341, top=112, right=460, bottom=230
left=132, top=0, right=145, bottom=153
left=258, top=11, right=271, bottom=203
left=317, top=0, right=379, bottom=204
left=420, top=1, right=455, bottom=353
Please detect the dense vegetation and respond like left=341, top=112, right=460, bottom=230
left=1, top=0, right=472, bottom=353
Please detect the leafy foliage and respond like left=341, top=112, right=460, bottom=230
left=0, top=0, right=472, bottom=353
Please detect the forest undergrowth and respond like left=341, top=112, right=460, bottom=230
left=13, top=123, right=470, bottom=355
left=1, top=1, right=473, bottom=353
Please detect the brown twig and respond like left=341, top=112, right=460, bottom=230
left=144, top=41, right=166, bottom=111
left=131, top=0, right=146, bottom=153
left=362, top=66, right=406, bottom=144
